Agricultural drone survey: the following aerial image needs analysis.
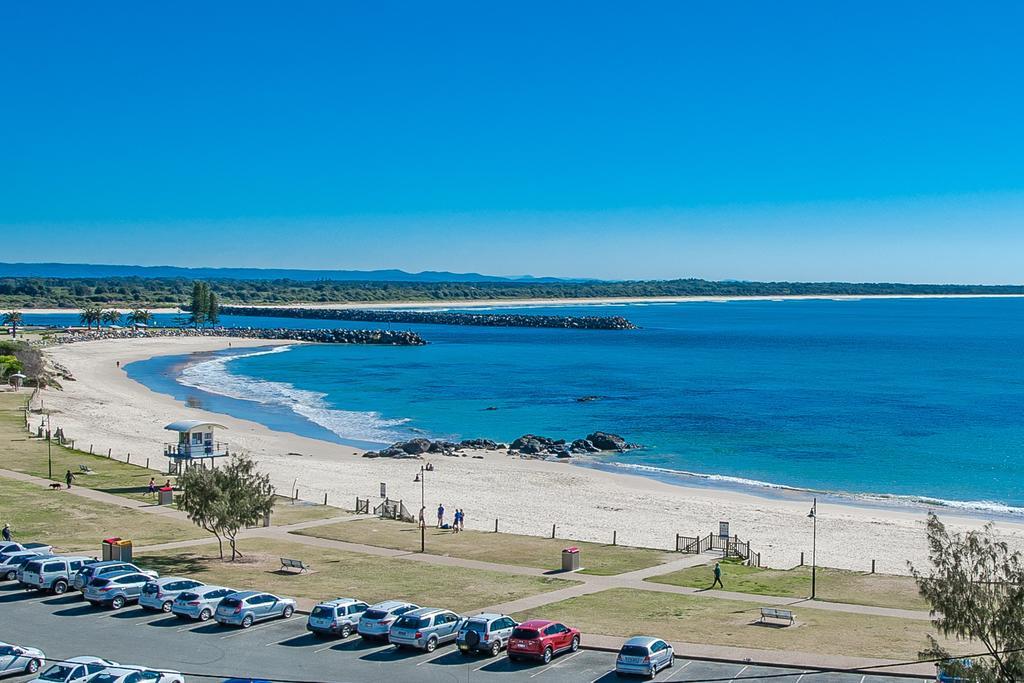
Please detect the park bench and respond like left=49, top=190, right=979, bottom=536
left=78, top=464, right=95, bottom=475
left=280, top=557, right=311, bottom=573
left=759, top=607, right=794, bottom=625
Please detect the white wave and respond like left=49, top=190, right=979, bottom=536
left=178, top=346, right=410, bottom=444
left=597, top=460, right=1024, bottom=516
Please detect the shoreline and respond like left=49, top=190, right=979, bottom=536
left=14, top=291, right=1024, bottom=315
left=34, top=336, right=1024, bottom=573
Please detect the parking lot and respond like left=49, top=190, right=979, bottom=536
left=0, top=582, right=924, bottom=682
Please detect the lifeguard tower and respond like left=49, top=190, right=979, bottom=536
left=164, top=420, right=230, bottom=473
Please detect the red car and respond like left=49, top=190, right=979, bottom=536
left=507, top=619, right=581, bottom=663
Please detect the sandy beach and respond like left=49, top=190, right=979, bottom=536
left=32, top=336, right=1024, bottom=574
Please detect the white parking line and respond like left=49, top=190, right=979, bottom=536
left=795, top=674, right=804, bottom=683
left=415, top=649, right=453, bottom=666
left=655, top=659, right=691, bottom=681
left=730, top=665, right=749, bottom=681
left=529, top=650, right=584, bottom=678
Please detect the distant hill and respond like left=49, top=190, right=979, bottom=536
left=0, top=262, right=578, bottom=283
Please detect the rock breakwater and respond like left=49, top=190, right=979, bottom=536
left=42, top=327, right=427, bottom=346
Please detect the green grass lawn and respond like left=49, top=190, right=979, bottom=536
left=512, top=587, right=958, bottom=661
left=0, top=477, right=205, bottom=553
left=646, top=558, right=929, bottom=611
left=138, top=538, right=576, bottom=613
left=268, top=495, right=350, bottom=526
left=294, top=517, right=674, bottom=576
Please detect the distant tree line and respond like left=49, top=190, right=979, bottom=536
left=1, top=275, right=1023, bottom=308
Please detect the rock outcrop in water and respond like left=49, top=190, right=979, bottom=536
left=45, top=327, right=427, bottom=346
left=218, top=306, right=637, bottom=330
left=363, top=437, right=506, bottom=458
left=363, top=432, right=638, bottom=459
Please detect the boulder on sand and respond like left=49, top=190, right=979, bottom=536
left=585, top=431, right=634, bottom=451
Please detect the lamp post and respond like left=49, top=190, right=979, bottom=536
left=807, top=497, right=817, bottom=600
left=414, top=466, right=426, bottom=553
left=46, top=411, right=52, bottom=481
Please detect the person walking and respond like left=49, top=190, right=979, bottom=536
left=147, top=478, right=157, bottom=497
left=64, top=469, right=75, bottom=490
left=2, top=523, right=11, bottom=542
left=458, top=508, right=466, bottom=531
left=711, top=562, right=724, bottom=589
left=436, top=503, right=445, bottom=529
left=452, top=509, right=461, bottom=533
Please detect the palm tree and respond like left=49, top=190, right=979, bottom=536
left=79, top=307, right=102, bottom=330
left=101, top=309, right=122, bottom=327
left=126, top=309, right=153, bottom=329
left=2, top=312, right=23, bottom=337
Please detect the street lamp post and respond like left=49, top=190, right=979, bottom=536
left=808, top=497, right=817, bottom=600
left=414, top=466, right=426, bottom=553
left=46, top=411, right=52, bottom=481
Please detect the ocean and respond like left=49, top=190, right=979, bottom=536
left=26, top=298, right=1024, bottom=513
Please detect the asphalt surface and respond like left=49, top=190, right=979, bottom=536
left=0, top=581, right=923, bottom=683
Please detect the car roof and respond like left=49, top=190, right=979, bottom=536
left=318, top=597, right=362, bottom=607
left=467, top=613, right=509, bottom=622
left=150, top=576, right=195, bottom=584
left=98, top=570, right=143, bottom=580
left=517, top=619, right=556, bottom=629
left=370, top=600, right=415, bottom=610
left=404, top=607, right=451, bottom=617
left=227, top=590, right=263, bottom=599
left=193, top=584, right=230, bottom=593
left=89, top=560, right=135, bottom=568
left=65, top=656, right=112, bottom=664
left=623, top=636, right=663, bottom=648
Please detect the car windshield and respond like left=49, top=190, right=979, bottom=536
left=512, top=628, right=540, bottom=639
left=395, top=616, right=430, bottom=629
left=80, top=566, right=96, bottom=576
left=39, top=664, right=74, bottom=681
left=89, top=675, right=123, bottom=683
left=363, top=609, right=388, bottom=620
left=220, top=598, right=241, bottom=608
left=0, top=646, right=20, bottom=656
left=142, top=583, right=159, bottom=593
left=620, top=645, right=650, bottom=657
left=23, top=561, right=43, bottom=573
left=7, top=556, right=33, bottom=566
left=311, top=606, right=334, bottom=618
left=90, top=578, right=111, bottom=587
left=464, top=621, right=488, bottom=633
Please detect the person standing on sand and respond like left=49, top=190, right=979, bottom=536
left=711, top=562, right=724, bottom=589
left=459, top=508, right=466, bottom=531
left=2, top=523, right=11, bottom=542
left=437, top=503, right=445, bottom=528
left=64, top=469, right=75, bottom=489
left=452, top=509, right=461, bottom=533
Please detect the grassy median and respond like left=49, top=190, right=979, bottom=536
left=645, top=558, right=928, bottom=611
left=293, top=516, right=674, bottom=576
left=137, top=538, right=577, bottom=614
left=512, top=587, right=956, bottom=661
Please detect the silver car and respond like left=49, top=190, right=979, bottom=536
left=0, top=550, right=47, bottom=581
left=27, top=656, right=117, bottom=683
left=457, top=613, right=518, bottom=657
left=306, top=597, right=370, bottom=638
left=0, top=641, right=45, bottom=676
left=0, top=542, right=51, bottom=557
left=389, top=607, right=463, bottom=652
left=170, top=585, right=236, bottom=622
left=83, top=571, right=152, bottom=610
left=73, top=561, right=157, bottom=591
left=139, top=577, right=205, bottom=612
left=615, top=636, right=675, bottom=678
left=357, top=600, right=420, bottom=640
left=214, top=591, right=297, bottom=628
left=19, top=556, right=94, bottom=594
left=86, top=665, right=184, bottom=683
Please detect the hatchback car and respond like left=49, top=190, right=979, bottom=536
left=615, top=636, right=675, bottom=678
left=139, top=577, right=205, bottom=612
left=306, top=597, right=370, bottom=638
left=214, top=591, right=296, bottom=628
left=171, top=585, right=236, bottom=622
left=86, top=665, right=184, bottom=683
left=457, top=613, right=518, bottom=657
left=19, top=556, right=94, bottom=594
left=28, top=656, right=117, bottom=683
left=0, top=641, right=46, bottom=676
left=83, top=571, right=152, bottom=609
left=507, top=620, right=581, bottom=664
left=1, top=550, right=50, bottom=581
left=389, top=607, right=463, bottom=652
left=357, top=600, right=420, bottom=640
left=73, top=561, right=157, bottom=591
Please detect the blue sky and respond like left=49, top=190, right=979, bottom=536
left=2, top=3, right=1022, bottom=282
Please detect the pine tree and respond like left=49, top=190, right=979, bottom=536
left=189, top=282, right=208, bottom=328
left=207, top=290, right=220, bottom=326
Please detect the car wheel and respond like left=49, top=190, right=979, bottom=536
left=53, top=580, right=68, bottom=595
left=426, top=637, right=438, bottom=653
left=3, top=570, right=14, bottom=581
left=543, top=647, right=553, bottom=664
left=199, top=609, right=211, bottom=622
left=340, top=624, right=352, bottom=638
left=25, top=659, right=41, bottom=674
left=111, top=595, right=125, bottom=610
left=570, top=636, right=580, bottom=653
left=490, top=641, right=502, bottom=657
left=668, top=653, right=674, bottom=668
left=241, top=615, right=254, bottom=628
left=162, top=600, right=173, bottom=612
left=282, top=605, right=294, bottom=618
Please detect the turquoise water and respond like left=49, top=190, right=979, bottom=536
left=58, top=298, right=1024, bottom=512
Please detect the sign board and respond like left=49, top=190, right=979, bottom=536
left=719, top=521, right=730, bottom=538
left=380, top=482, right=387, bottom=498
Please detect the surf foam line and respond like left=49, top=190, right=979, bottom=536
left=592, top=459, right=1024, bottom=517
left=177, top=345, right=411, bottom=445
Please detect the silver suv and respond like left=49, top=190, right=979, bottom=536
left=0, top=550, right=47, bottom=581
left=357, top=600, right=420, bottom=640
left=389, top=607, right=463, bottom=652
left=83, top=571, right=153, bottom=609
left=139, top=577, right=205, bottom=612
left=457, top=613, right=518, bottom=657
left=73, top=561, right=157, bottom=591
left=306, top=598, right=370, bottom=638
left=19, top=556, right=94, bottom=594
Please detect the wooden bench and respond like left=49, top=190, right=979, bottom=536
left=759, top=607, right=794, bottom=625
left=78, top=464, right=95, bottom=475
left=280, top=558, right=311, bottom=573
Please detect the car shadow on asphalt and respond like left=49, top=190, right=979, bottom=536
left=41, top=594, right=81, bottom=606
left=360, top=645, right=433, bottom=663
left=109, top=608, right=159, bottom=620
left=329, top=637, right=387, bottom=653
left=416, top=650, right=469, bottom=667
left=189, top=623, right=228, bottom=634
left=0, top=590, right=43, bottom=604
left=474, top=657, right=541, bottom=674
left=144, top=616, right=184, bottom=628
left=53, top=604, right=101, bottom=617
left=275, top=634, right=320, bottom=648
